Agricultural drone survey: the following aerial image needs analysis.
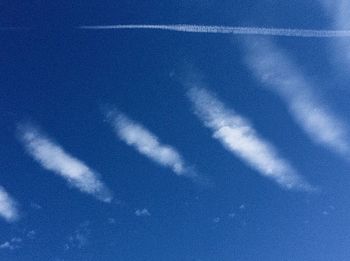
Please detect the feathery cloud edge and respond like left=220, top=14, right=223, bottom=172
left=243, top=37, right=350, bottom=160
left=0, top=186, right=19, bottom=222
left=187, top=87, right=313, bottom=191
left=104, top=108, right=206, bottom=183
left=17, top=123, right=113, bottom=202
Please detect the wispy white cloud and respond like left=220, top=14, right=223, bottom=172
left=65, top=221, right=90, bottom=250
left=239, top=204, right=245, bottom=210
left=213, top=217, right=221, bottom=223
left=0, top=238, right=22, bottom=250
left=243, top=38, right=350, bottom=159
left=187, top=87, right=312, bottom=190
left=17, top=123, right=113, bottom=202
left=30, top=202, right=42, bottom=210
left=0, top=186, right=19, bottom=222
left=135, top=208, right=151, bottom=217
left=228, top=213, right=236, bottom=218
left=0, top=229, right=37, bottom=251
left=107, top=217, right=116, bottom=224
left=26, top=230, right=36, bottom=240
left=321, top=0, right=350, bottom=28
left=105, top=109, right=198, bottom=179
left=78, top=24, right=350, bottom=38
left=320, top=0, right=350, bottom=65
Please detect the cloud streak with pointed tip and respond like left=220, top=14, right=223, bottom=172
left=78, top=24, right=350, bottom=38
left=105, top=109, right=197, bottom=179
left=0, top=186, right=19, bottom=222
left=243, top=38, right=350, bottom=159
left=18, top=124, right=113, bottom=202
left=187, top=87, right=312, bottom=190
left=320, top=0, right=350, bottom=66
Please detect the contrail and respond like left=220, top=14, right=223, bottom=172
left=0, top=27, right=30, bottom=31
left=78, top=24, right=350, bottom=38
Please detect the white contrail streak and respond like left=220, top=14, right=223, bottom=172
left=0, top=186, right=19, bottom=223
left=18, top=123, right=113, bottom=202
left=0, top=27, right=30, bottom=31
left=187, top=87, right=313, bottom=191
left=78, top=24, right=350, bottom=38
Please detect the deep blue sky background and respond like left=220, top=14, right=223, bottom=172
left=1, top=1, right=350, bottom=260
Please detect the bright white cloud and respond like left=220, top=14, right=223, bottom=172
left=135, top=208, right=151, bottom=217
left=243, top=38, right=350, bottom=159
left=105, top=109, right=197, bottom=179
left=187, top=87, right=312, bottom=190
left=17, top=124, right=113, bottom=202
left=0, top=186, right=19, bottom=222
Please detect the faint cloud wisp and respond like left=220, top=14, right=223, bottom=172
left=243, top=38, right=350, bottom=159
left=0, top=238, right=22, bottom=250
left=64, top=222, right=91, bottom=250
left=135, top=208, right=151, bottom=217
left=320, top=0, right=350, bottom=66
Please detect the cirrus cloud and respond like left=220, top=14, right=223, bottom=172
left=0, top=186, right=19, bottom=222
left=17, top=123, right=113, bottom=202
left=243, top=37, right=350, bottom=160
left=187, top=87, right=313, bottom=190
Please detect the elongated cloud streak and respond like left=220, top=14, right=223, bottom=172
left=18, top=124, right=113, bottom=202
left=243, top=38, right=350, bottom=159
left=78, top=24, right=350, bottom=38
left=0, top=186, right=19, bottom=222
left=105, top=109, right=197, bottom=179
left=320, top=0, right=350, bottom=65
left=187, top=87, right=312, bottom=190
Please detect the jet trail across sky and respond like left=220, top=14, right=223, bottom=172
left=78, top=24, right=350, bottom=38
left=0, top=27, right=30, bottom=31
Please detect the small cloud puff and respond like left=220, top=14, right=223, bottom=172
left=135, top=208, right=151, bottom=217
left=213, top=217, right=221, bottom=223
left=65, top=222, right=91, bottom=251
left=0, top=238, right=22, bottom=251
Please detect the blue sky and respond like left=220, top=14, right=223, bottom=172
left=1, top=1, right=350, bottom=260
